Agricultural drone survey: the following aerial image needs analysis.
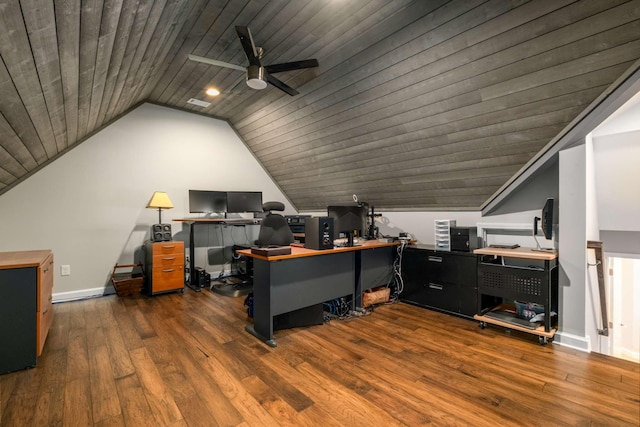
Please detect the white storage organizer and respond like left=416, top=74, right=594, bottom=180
left=434, top=219, right=456, bottom=251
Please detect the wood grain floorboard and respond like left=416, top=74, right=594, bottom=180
left=0, top=292, right=638, bottom=426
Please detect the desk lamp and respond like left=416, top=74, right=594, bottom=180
left=147, top=192, right=174, bottom=242
left=146, top=191, right=174, bottom=223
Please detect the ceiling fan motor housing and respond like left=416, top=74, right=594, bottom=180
left=246, top=65, right=267, bottom=89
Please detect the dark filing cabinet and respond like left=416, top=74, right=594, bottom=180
left=401, top=245, right=480, bottom=318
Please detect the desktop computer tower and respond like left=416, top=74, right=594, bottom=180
left=192, top=267, right=211, bottom=288
left=450, top=226, right=478, bottom=252
left=305, top=217, right=334, bottom=250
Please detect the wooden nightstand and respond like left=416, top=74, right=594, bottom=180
left=144, top=241, right=185, bottom=295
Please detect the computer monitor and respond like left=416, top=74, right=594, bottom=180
left=533, top=198, right=554, bottom=252
left=226, top=191, right=263, bottom=213
left=188, top=190, right=227, bottom=214
left=327, top=205, right=367, bottom=241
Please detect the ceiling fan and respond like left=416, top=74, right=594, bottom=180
left=188, top=26, right=319, bottom=96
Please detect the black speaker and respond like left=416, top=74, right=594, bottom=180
left=151, top=224, right=172, bottom=242
left=305, top=217, right=334, bottom=250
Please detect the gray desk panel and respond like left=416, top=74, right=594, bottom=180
left=251, top=251, right=355, bottom=345
left=356, top=246, right=396, bottom=307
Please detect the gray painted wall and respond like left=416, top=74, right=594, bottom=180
left=0, top=104, right=294, bottom=299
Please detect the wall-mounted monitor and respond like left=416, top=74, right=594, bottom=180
left=533, top=198, right=554, bottom=252
left=226, top=191, right=263, bottom=213
left=188, top=190, right=227, bottom=214
left=327, top=205, right=367, bottom=240
left=540, top=198, right=554, bottom=240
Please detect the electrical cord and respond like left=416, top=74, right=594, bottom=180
left=383, top=240, right=407, bottom=304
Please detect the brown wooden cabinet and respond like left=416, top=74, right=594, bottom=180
left=144, top=241, right=185, bottom=295
left=0, top=250, right=54, bottom=374
left=37, top=252, right=54, bottom=355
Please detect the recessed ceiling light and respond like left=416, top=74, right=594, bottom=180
left=206, top=87, right=220, bottom=96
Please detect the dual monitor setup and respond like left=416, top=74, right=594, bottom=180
left=189, top=189, right=263, bottom=216
left=190, top=188, right=373, bottom=245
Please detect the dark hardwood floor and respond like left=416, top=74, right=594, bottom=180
left=1, top=290, right=638, bottom=426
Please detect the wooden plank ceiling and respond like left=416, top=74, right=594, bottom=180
left=1, top=0, right=639, bottom=211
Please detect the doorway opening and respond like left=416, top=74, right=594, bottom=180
left=608, top=256, right=640, bottom=363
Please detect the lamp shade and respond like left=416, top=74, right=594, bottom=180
left=146, top=192, right=174, bottom=209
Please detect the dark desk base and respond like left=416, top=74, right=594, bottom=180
left=245, top=303, right=324, bottom=347
left=245, top=324, right=277, bottom=347
left=249, top=251, right=355, bottom=346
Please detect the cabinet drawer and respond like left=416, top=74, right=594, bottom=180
left=37, top=298, right=53, bottom=356
left=421, top=281, right=458, bottom=313
left=151, top=242, right=183, bottom=256
left=152, top=253, right=183, bottom=268
left=402, top=280, right=458, bottom=313
left=151, top=266, right=184, bottom=292
left=423, top=252, right=476, bottom=285
left=38, top=254, right=54, bottom=312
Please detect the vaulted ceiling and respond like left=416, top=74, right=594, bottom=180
left=1, top=0, right=639, bottom=211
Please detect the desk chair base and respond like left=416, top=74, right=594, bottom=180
left=210, top=277, right=252, bottom=297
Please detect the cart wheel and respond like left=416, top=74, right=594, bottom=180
left=539, top=336, right=547, bottom=345
left=479, top=322, right=486, bottom=329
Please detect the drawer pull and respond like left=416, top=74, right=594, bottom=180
left=428, top=256, right=442, bottom=263
left=428, top=283, right=443, bottom=290
left=161, top=245, right=176, bottom=249
left=162, top=257, right=176, bottom=261
left=162, top=269, right=175, bottom=273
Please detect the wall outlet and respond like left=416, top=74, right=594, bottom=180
left=61, top=265, right=71, bottom=276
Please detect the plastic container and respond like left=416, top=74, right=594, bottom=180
left=514, top=300, right=544, bottom=320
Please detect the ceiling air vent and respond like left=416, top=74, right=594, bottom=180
left=187, top=98, right=211, bottom=108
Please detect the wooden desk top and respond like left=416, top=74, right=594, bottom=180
left=474, top=246, right=557, bottom=260
left=238, top=240, right=400, bottom=261
left=173, top=217, right=260, bottom=225
left=0, top=250, right=52, bottom=270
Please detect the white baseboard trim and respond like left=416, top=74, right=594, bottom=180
left=553, top=331, right=590, bottom=352
left=53, top=285, right=115, bottom=303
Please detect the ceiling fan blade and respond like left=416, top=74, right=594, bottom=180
left=187, top=54, right=245, bottom=71
left=265, top=59, right=319, bottom=74
left=266, top=73, right=298, bottom=96
left=235, top=26, right=261, bottom=67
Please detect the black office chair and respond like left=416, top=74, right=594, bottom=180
left=256, top=201, right=294, bottom=247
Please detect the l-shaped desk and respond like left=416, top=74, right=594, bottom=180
left=237, top=240, right=399, bottom=347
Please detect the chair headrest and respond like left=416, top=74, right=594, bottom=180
left=262, top=201, right=285, bottom=212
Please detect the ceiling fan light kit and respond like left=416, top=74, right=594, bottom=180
left=246, top=65, right=267, bottom=89
left=187, top=26, right=319, bottom=96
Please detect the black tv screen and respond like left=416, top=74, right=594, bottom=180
left=188, top=190, right=227, bottom=213
left=327, top=205, right=367, bottom=239
left=226, top=191, right=263, bottom=213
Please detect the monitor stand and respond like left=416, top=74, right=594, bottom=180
left=347, top=232, right=354, bottom=247
left=531, top=234, right=556, bottom=253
